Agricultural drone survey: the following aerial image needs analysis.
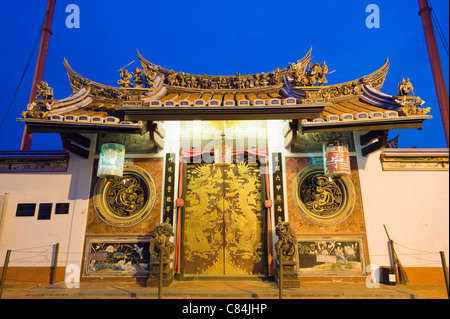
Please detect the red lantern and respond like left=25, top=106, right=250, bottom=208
left=323, top=140, right=351, bottom=176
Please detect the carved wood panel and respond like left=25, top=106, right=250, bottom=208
left=183, top=162, right=265, bottom=275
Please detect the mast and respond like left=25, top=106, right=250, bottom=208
left=418, top=0, right=449, bottom=147
left=20, top=0, right=56, bottom=151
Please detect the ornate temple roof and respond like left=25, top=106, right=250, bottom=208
left=18, top=48, right=432, bottom=150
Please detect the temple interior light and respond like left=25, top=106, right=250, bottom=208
left=214, top=132, right=232, bottom=166
left=214, top=121, right=232, bottom=166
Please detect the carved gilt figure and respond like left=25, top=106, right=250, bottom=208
left=117, top=69, right=134, bottom=88
left=132, top=67, right=144, bottom=87
left=270, top=68, right=282, bottom=85
left=144, top=66, right=157, bottom=88
left=36, top=81, right=54, bottom=100
left=395, top=96, right=430, bottom=116
left=317, top=62, right=329, bottom=85
left=23, top=81, right=56, bottom=118
left=275, top=217, right=297, bottom=261
left=397, top=78, right=414, bottom=96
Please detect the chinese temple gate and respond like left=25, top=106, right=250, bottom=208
left=2, top=47, right=447, bottom=286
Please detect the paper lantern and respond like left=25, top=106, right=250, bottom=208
left=323, top=140, right=351, bottom=177
left=97, top=143, right=125, bottom=179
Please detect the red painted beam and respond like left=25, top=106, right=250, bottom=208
left=21, top=0, right=56, bottom=150
left=418, top=0, right=449, bottom=147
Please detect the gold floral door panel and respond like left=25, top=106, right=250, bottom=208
left=183, top=162, right=265, bottom=276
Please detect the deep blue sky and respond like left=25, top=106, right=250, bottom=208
left=0, top=0, right=448, bottom=150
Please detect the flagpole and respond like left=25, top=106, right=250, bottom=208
left=20, top=0, right=56, bottom=151
left=418, top=0, right=449, bottom=147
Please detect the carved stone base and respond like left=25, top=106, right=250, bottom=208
left=274, top=260, right=300, bottom=288
left=147, top=260, right=174, bottom=287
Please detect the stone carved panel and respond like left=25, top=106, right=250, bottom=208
left=286, top=157, right=366, bottom=234
left=86, top=158, right=163, bottom=234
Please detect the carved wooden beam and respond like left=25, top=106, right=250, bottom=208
left=61, top=138, right=89, bottom=159
left=283, top=120, right=298, bottom=149
left=60, top=133, right=90, bottom=159
left=360, top=130, right=388, bottom=146
left=146, top=121, right=165, bottom=150
left=361, top=131, right=388, bottom=157
left=60, top=133, right=91, bottom=149
left=148, top=121, right=166, bottom=139
left=150, top=130, right=164, bottom=150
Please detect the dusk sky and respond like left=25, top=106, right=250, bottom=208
left=0, top=0, right=448, bottom=150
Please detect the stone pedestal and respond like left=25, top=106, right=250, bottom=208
left=274, top=259, right=300, bottom=288
left=147, top=260, right=174, bottom=287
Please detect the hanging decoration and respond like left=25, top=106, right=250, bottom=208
left=214, top=133, right=232, bottom=166
left=97, top=143, right=125, bottom=179
left=323, top=140, right=351, bottom=177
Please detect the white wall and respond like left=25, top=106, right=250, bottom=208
left=355, top=134, right=449, bottom=269
left=0, top=148, right=94, bottom=275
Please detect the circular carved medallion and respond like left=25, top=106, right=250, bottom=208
left=93, top=164, right=156, bottom=227
left=292, top=165, right=355, bottom=226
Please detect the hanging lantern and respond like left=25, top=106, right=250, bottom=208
left=214, top=133, right=232, bottom=166
left=97, top=143, right=125, bottom=179
left=323, top=140, right=351, bottom=177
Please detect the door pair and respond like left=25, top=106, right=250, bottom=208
left=182, top=162, right=266, bottom=275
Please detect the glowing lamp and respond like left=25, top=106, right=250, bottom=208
left=97, top=143, right=125, bottom=179
left=323, top=140, right=351, bottom=177
left=214, top=133, right=232, bottom=166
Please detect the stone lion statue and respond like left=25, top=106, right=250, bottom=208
left=149, top=219, right=174, bottom=262
left=275, top=217, right=297, bottom=261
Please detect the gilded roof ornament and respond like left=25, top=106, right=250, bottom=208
left=22, top=81, right=56, bottom=119
left=143, top=65, right=157, bottom=88
left=397, top=78, right=414, bottom=96
left=117, top=69, right=134, bottom=88
left=395, top=96, right=430, bottom=116
left=394, top=78, right=429, bottom=116
left=132, top=67, right=144, bottom=88
left=289, top=61, right=333, bottom=87
left=36, top=81, right=54, bottom=100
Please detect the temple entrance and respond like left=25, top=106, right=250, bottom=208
left=182, top=160, right=266, bottom=276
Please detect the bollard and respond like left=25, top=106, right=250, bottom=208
left=278, top=246, right=283, bottom=300
left=389, top=240, right=399, bottom=284
left=51, top=243, right=59, bottom=284
left=158, top=244, right=164, bottom=299
left=0, top=250, right=12, bottom=299
left=440, top=251, right=449, bottom=299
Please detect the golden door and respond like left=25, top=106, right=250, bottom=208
left=183, top=162, right=265, bottom=276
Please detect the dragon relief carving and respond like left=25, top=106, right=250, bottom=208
left=106, top=176, right=147, bottom=217
left=224, top=163, right=263, bottom=263
left=183, top=162, right=263, bottom=275
left=184, top=164, right=220, bottom=261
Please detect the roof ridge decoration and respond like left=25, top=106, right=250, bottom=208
left=283, top=59, right=390, bottom=104
left=63, top=48, right=390, bottom=104
left=19, top=50, right=433, bottom=140
left=361, top=79, right=430, bottom=116
left=25, top=49, right=428, bottom=122
left=22, top=81, right=57, bottom=119
left=137, top=47, right=312, bottom=92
